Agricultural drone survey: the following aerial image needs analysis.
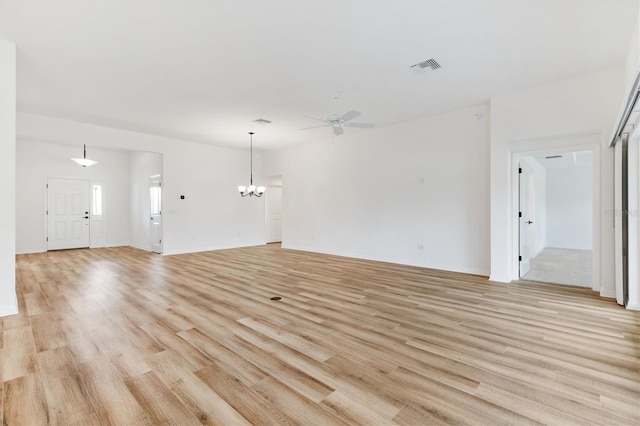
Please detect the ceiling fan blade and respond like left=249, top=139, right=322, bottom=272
left=340, top=110, right=361, bottom=122
left=304, top=115, right=329, bottom=123
left=301, top=124, right=331, bottom=130
left=333, top=126, right=344, bottom=136
left=343, top=122, right=375, bottom=128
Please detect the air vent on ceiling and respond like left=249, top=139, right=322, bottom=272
left=253, top=118, right=272, bottom=125
left=545, top=155, right=563, bottom=159
left=410, top=58, right=441, bottom=74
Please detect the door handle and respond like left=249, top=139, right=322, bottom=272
left=527, top=220, right=533, bottom=224
left=84, top=216, right=89, bottom=219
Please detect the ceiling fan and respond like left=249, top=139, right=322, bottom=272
left=301, top=110, right=375, bottom=136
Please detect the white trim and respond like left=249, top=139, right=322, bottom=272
left=89, top=180, right=106, bottom=248
left=42, top=176, right=48, bottom=250
left=627, top=123, right=640, bottom=310
left=0, top=302, right=18, bottom=317
left=626, top=302, right=640, bottom=311
left=610, top=67, right=640, bottom=146
left=162, top=241, right=267, bottom=256
left=282, top=244, right=491, bottom=278
left=16, top=248, right=45, bottom=255
left=130, top=243, right=152, bottom=252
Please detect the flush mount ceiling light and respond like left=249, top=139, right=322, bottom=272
left=238, top=132, right=266, bottom=198
left=71, top=144, right=97, bottom=167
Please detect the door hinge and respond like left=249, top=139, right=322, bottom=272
left=46, top=184, right=48, bottom=188
left=519, top=211, right=522, bottom=218
left=159, top=239, right=162, bottom=243
left=46, top=237, right=48, bottom=242
left=518, top=167, right=522, bottom=174
left=519, top=256, right=522, bottom=261
left=46, top=210, right=48, bottom=215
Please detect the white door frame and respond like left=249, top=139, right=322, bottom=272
left=150, top=174, right=162, bottom=254
left=624, top=126, right=640, bottom=310
left=511, top=142, right=600, bottom=291
left=518, top=161, right=535, bottom=277
left=89, top=181, right=106, bottom=248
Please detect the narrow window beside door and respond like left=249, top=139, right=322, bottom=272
left=92, top=184, right=103, bottom=216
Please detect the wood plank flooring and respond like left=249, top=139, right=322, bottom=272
left=1, top=244, right=639, bottom=425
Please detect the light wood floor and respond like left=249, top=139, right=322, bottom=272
left=2, top=245, right=639, bottom=425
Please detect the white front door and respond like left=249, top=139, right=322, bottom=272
left=266, top=186, right=282, bottom=243
left=47, top=178, right=90, bottom=250
left=519, top=165, right=533, bottom=277
left=150, top=175, right=162, bottom=253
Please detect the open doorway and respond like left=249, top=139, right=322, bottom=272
left=129, top=151, right=163, bottom=253
left=519, top=150, right=593, bottom=287
left=265, top=175, right=282, bottom=244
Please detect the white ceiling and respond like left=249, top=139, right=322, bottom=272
left=0, top=1, right=637, bottom=150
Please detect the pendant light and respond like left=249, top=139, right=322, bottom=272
left=238, top=132, right=265, bottom=197
left=71, top=144, right=98, bottom=167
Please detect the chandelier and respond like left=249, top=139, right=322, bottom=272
left=71, top=144, right=98, bottom=167
left=237, top=132, right=265, bottom=197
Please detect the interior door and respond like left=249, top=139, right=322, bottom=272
left=150, top=175, right=162, bottom=253
left=519, top=165, right=533, bottom=277
left=266, top=186, right=282, bottom=243
left=47, top=178, right=90, bottom=250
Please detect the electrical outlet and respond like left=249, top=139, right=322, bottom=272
left=417, top=243, right=424, bottom=250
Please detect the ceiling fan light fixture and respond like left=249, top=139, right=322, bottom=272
left=301, top=110, right=374, bottom=136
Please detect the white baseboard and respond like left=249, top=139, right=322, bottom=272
left=163, top=241, right=267, bottom=256
left=0, top=301, right=18, bottom=317
left=129, top=244, right=151, bottom=252
left=282, top=244, right=490, bottom=278
left=626, top=301, right=640, bottom=311
left=16, top=248, right=45, bottom=255
left=106, top=242, right=131, bottom=248
left=599, top=289, right=617, bottom=299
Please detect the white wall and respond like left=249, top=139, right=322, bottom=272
left=0, top=39, right=17, bottom=316
left=546, top=166, right=593, bottom=250
left=263, top=104, right=490, bottom=276
left=490, top=68, right=623, bottom=298
left=129, top=151, right=163, bottom=251
left=522, top=157, right=547, bottom=256
left=16, top=140, right=131, bottom=253
left=17, top=112, right=265, bottom=256
left=624, top=16, right=640, bottom=97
